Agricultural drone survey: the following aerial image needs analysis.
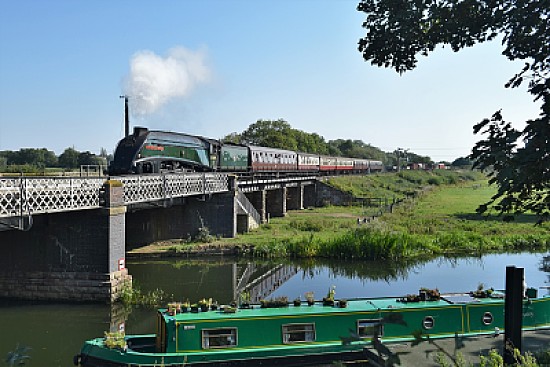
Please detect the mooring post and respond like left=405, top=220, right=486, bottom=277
left=504, top=265, right=523, bottom=364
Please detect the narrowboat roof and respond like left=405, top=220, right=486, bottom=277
left=163, top=293, right=510, bottom=323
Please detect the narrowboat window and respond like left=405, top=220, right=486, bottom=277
left=357, top=319, right=383, bottom=338
left=423, top=316, right=435, bottom=330
left=482, top=312, right=494, bottom=325
left=282, top=323, right=315, bottom=344
left=201, top=328, right=237, bottom=349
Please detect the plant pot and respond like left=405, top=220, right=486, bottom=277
left=419, top=291, right=427, bottom=301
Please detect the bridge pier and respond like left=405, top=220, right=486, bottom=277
left=286, top=184, right=304, bottom=210
left=266, top=187, right=287, bottom=218
left=247, top=190, right=267, bottom=224
left=0, top=180, right=131, bottom=302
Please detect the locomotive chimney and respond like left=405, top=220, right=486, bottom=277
left=120, top=95, right=130, bottom=137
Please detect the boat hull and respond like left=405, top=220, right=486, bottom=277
left=75, top=294, right=550, bottom=367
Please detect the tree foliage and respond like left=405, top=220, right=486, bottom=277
left=0, top=147, right=104, bottom=171
left=357, top=0, right=549, bottom=219
left=0, top=148, right=57, bottom=167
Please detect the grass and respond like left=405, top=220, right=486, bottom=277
left=144, top=170, right=549, bottom=260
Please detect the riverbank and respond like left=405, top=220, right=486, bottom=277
left=367, top=329, right=550, bottom=367
left=128, top=171, right=550, bottom=260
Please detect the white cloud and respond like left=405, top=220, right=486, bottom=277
left=123, top=46, right=211, bottom=116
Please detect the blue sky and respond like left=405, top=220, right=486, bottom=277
left=0, top=0, right=540, bottom=162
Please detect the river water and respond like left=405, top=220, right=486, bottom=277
left=1, top=252, right=548, bottom=366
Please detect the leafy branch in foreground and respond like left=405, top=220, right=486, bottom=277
left=357, top=0, right=549, bottom=221
left=471, top=109, right=549, bottom=222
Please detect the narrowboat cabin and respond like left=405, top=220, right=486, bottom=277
left=74, top=289, right=550, bottom=367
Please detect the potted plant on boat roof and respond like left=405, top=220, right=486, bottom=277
left=223, top=305, right=237, bottom=313
left=182, top=300, right=190, bottom=313
left=293, top=297, right=302, bottom=307
left=338, top=299, right=347, bottom=308
left=419, top=287, right=440, bottom=301
left=260, top=296, right=289, bottom=308
left=239, top=291, right=251, bottom=309
left=198, top=298, right=210, bottom=312
left=210, top=300, right=219, bottom=311
left=470, top=283, right=494, bottom=298
left=104, top=331, right=126, bottom=351
left=305, top=291, right=315, bottom=306
left=167, top=302, right=177, bottom=315
left=323, top=285, right=336, bottom=306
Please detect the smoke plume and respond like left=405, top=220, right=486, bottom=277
left=123, top=46, right=211, bottom=116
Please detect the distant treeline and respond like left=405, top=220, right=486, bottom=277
left=0, top=147, right=109, bottom=173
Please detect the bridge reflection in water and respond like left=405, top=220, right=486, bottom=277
left=126, top=258, right=297, bottom=308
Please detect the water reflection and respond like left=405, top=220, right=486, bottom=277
left=0, top=252, right=547, bottom=367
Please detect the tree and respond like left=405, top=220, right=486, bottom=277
left=357, top=0, right=549, bottom=220
left=240, top=119, right=297, bottom=150
left=78, top=151, right=104, bottom=166
left=58, top=147, right=79, bottom=169
left=451, top=156, right=474, bottom=167
left=221, top=132, right=243, bottom=145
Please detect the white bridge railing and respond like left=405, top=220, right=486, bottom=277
left=0, top=173, right=230, bottom=219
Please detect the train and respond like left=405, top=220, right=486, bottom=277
left=108, top=127, right=384, bottom=176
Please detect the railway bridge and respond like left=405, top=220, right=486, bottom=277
left=0, top=173, right=337, bottom=302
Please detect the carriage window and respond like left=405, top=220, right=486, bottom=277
left=202, top=328, right=237, bottom=349
left=282, top=323, right=315, bottom=344
left=357, top=319, right=383, bottom=338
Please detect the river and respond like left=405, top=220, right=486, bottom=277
left=1, top=252, right=548, bottom=366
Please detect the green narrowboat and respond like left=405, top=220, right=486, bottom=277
left=74, top=290, right=550, bottom=367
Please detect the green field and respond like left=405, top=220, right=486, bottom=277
left=149, top=170, right=550, bottom=260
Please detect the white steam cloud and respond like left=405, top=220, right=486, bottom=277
left=123, top=46, right=211, bottom=116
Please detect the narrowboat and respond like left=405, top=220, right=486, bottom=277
left=74, top=289, right=550, bottom=367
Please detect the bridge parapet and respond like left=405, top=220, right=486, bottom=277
left=0, top=177, right=104, bottom=219
left=0, top=173, right=230, bottom=219
left=118, top=172, right=230, bottom=205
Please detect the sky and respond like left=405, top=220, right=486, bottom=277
left=0, top=0, right=541, bottom=162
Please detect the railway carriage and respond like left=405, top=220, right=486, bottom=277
left=219, top=144, right=249, bottom=172
left=368, top=160, right=384, bottom=173
left=249, top=146, right=297, bottom=172
left=335, top=157, right=354, bottom=172
left=297, top=153, right=321, bottom=173
left=353, top=159, right=370, bottom=173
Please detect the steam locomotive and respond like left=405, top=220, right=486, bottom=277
left=108, top=127, right=384, bottom=176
